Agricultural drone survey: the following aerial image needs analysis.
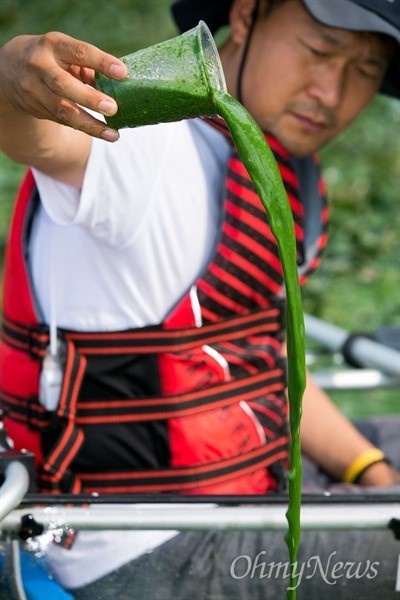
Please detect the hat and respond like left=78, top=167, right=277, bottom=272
left=171, top=0, right=400, bottom=99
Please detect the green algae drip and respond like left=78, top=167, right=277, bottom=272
left=214, top=90, right=306, bottom=600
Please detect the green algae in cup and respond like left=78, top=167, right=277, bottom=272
left=95, top=21, right=226, bottom=129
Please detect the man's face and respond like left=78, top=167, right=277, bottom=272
left=226, top=0, right=394, bottom=156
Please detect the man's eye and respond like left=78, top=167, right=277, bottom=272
left=302, top=41, right=329, bottom=57
left=356, top=67, right=380, bottom=80
left=310, top=47, right=327, bottom=57
left=355, top=63, right=383, bottom=80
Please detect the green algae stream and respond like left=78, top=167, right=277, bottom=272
left=214, top=90, right=305, bottom=599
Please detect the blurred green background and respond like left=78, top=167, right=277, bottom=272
left=0, top=0, right=399, bottom=417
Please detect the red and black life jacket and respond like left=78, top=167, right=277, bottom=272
left=0, top=133, right=328, bottom=496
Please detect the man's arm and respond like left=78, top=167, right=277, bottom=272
left=0, top=32, right=128, bottom=187
left=301, top=371, right=399, bottom=486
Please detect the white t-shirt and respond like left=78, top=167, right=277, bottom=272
left=30, top=118, right=230, bottom=588
left=30, top=118, right=230, bottom=330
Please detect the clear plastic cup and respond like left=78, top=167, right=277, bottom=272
left=95, top=21, right=227, bottom=129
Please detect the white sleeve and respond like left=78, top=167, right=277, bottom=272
left=32, top=123, right=175, bottom=248
left=31, top=169, right=81, bottom=224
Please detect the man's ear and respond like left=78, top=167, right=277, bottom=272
left=228, top=0, right=259, bottom=45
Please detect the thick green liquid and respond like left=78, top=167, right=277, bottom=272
left=95, top=22, right=220, bottom=129
left=214, top=90, right=306, bottom=599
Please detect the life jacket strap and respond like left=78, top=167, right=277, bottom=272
left=70, top=437, right=289, bottom=494
left=37, top=340, right=86, bottom=492
left=1, top=368, right=285, bottom=427
left=1, top=306, right=282, bottom=358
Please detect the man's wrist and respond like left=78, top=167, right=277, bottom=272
left=357, top=460, right=399, bottom=487
left=342, top=448, right=387, bottom=483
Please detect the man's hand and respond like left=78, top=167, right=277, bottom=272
left=0, top=32, right=128, bottom=141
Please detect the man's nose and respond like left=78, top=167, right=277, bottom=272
left=307, top=62, right=345, bottom=109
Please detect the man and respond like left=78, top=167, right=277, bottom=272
left=0, top=0, right=399, bottom=598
